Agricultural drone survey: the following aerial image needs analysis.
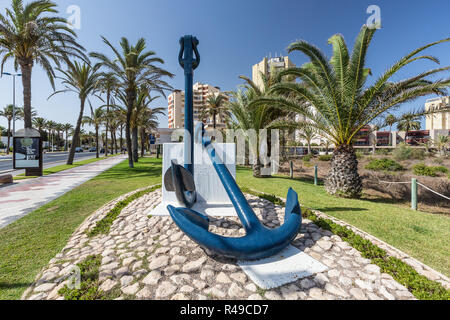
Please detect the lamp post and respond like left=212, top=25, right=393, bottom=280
left=2, top=72, right=22, bottom=138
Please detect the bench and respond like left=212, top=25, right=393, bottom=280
left=0, top=174, right=13, bottom=184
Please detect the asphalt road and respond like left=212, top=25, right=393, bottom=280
left=0, top=152, right=97, bottom=175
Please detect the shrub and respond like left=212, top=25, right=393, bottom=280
left=411, top=148, right=425, bottom=160
left=366, top=158, right=404, bottom=172
left=302, top=154, right=313, bottom=162
left=376, top=149, right=390, bottom=156
left=413, top=164, right=448, bottom=177
left=319, top=155, right=333, bottom=162
left=393, top=144, right=425, bottom=161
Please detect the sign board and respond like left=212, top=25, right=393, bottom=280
left=13, top=137, right=41, bottom=169
left=149, top=134, right=156, bottom=145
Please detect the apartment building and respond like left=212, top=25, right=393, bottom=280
left=167, top=83, right=228, bottom=129
left=252, top=56, right=295, bottom=90
left=426, top=96, right=450, bottom=131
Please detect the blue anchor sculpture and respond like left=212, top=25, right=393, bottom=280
left=164, top=35, right=302, bottom=260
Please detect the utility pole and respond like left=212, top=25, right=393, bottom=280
left=3, top=72, right=22, bottom=139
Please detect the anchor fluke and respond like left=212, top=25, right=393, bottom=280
left=164, top=161, right=196, bottom=208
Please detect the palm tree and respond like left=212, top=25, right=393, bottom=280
left=45, top=120, right=57, bottom=151
left=385, top=114, right=397, bottom=132
left=32, top=117, right=47, bottom=138
left=227, top=87, right=285, bottom=177
left=82, top=104, right=104, bottom=158
left=297, top=126, right=318, bottom=155
left=0, top=0, right=86, bottom=129
left=49, top=61, right=100, bottom=164
left=90, top=37, right=173, bottom=168
left=96, top=72, right=119, bottom=156
left=397, top=111, right=423, bottom=133
left=252, top=26, right=450, bottom=198
left=62, top=123, right=73, bottom=151
left=0, top=104, right=23, bottom=154
left=205, top=93, right=228, bottom=130
left=435, top=135, right=449, bottom=157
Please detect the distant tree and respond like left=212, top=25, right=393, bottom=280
left=90, top=37, right=173, bottom=168
left=62, top=123, right=73, bottom=151
left=49, top=61, right=101, bottom=164
left=82, top=105, right=104, bottom=158
left=0, top=104, right=23, bottom=154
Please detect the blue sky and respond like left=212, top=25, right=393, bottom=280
left=0, top=0, right=449, bottom=132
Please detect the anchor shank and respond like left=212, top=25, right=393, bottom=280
left=205, top=142, right=262, bottom=232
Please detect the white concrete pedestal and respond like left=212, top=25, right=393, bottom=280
left=149, top=142, right=237, bottom=217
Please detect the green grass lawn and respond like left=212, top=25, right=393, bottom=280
left=236, top=166, right=450, bottom=277
left=0, top=157, right=162, bottom=300
left=13, top=155, right=119, bottom=180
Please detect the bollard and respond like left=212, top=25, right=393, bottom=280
left=411, top=178, right=418, bottom=210
left=314, top=166, right=318, bottom=186
left=290, top=161, right=294, bottom=179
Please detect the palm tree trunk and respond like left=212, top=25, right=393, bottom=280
left=325, top=145, right=362, bottom=198
left=132, top=126, right=139, bottom=163
left=105, top=91, right=110, bottom=157
left=6, top=120, right=11, bottom=155
left=140, top=128, right=146, bottom=158
left=119, top=125, right=123, bottom=152
left=68, top=99, right=86, bottom=165
left=114, top=130, right=118, bottom=154
left=126, top=92, right=134, bottom=168
left=213, top=110, right=217, bottom=130
left=20, top=60, right=33, bottom=129
left=95, top=127, right=99, bottom=158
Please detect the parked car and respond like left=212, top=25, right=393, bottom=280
left=100, top=148, right=105, bottom=154
left=89, top=147, right=97, bottom=152
left=75, top=147, right=84, bottom=153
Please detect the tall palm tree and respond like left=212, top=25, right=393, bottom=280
left=62, top=123, right=73, bottom=151
left=0, top=0, right=86, bottom=129
left=0, top=104, right=23, bottom=154
left=96, top=72, right=119, bottom=156
left=252, top=26, right=450, bottom=198
left=82, top=104, right=104, bottom=158
left=205, top=93, right=228, bottom=130
left=90, top=37, right=173, bottom=168
left=49, top=61, right=100, bottom=164
left=54, top=123, right=64, bottom=150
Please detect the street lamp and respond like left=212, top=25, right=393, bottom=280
left=2, top=72, right=22, bottom=138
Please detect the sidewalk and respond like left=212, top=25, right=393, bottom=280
left=0, top=155, right=127, bottom=229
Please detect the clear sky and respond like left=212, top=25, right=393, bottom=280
left=0, top=0, right=449, bottom=132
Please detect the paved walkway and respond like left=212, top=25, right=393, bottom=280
left=23, top=190, right=418, bottom=300
left=0, top=155, right=127, bottom=229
